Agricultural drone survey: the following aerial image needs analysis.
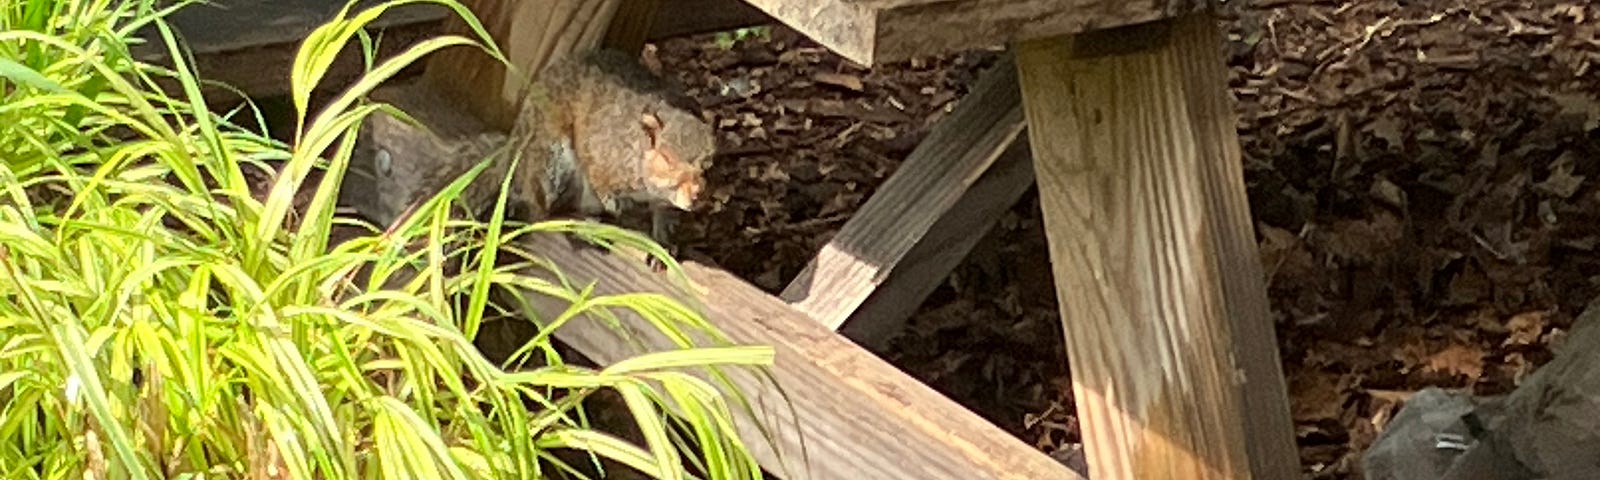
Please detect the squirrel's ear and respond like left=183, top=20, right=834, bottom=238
left=640, top=111, right=664, bottom=148
left=640, top=111, right=663, bottom=135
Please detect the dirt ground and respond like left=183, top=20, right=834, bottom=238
left=641, top=1, right=1600, bottom=478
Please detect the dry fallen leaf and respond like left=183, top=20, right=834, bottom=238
left=1290, top=372, right=1347, bottom=423
left=1369, top=177, right=1408, bottom=209
left=1260, top=224, right=1312, bottom=281
left=1535, top=151, right=1586, bottom=199
left=813, top=72, right=865, bottom=92
left=1365, top=116, right=1405, bottom=149
left=1320, top=214, right=1404, bottom=264
left=1504, top=310, right=1551, bottom=347
left=1445, top=263, right=1492, bottom=306
left=1425, top=343, right=1487, bottom=382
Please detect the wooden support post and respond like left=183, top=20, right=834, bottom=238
left=509, top=233, right=1087, bottom=480
left=781, top=55, right=1032, bottom=348
left=1011, top=13, right=1298, bottom=479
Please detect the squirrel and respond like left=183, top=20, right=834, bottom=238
left=347, top=48, right=716, bottom=259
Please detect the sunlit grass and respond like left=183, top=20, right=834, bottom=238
left=0, top=0, right=782, bottom=478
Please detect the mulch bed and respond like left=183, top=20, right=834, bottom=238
left=642, top=1, right=1600, bottom=477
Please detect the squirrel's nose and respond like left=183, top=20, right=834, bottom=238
left=674, top=184, right=699, bottom=210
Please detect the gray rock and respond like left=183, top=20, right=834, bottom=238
left=1365, top=296, right=1600, bottom=480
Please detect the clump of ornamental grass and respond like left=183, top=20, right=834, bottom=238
left=0, top=0, right=784, bottom=478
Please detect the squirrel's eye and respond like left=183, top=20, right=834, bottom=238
left=375, top=149, right=392, bottom=175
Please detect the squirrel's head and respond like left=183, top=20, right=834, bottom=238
left=639, top=108, right=714, bottom=211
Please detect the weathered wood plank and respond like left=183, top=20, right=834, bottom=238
left=779, top=54, right=1030, bottom=348
left=739, top=0, right=1204, bottom=66
left=136, top=0, right=770, bottom=102
left=152, top=0, right=764, bottom=57
left=734, top=1, right=876, bottom=66
left=417, top=0, right=766, bottom=128
left=844, top=136, right=1034, bottom=348
left=154, top=0, right=446, bottom=55
left=647, top=0, right=772, bottom=40
left=132, top=0, right=444, bottom=101
left=420, top=0, right=627, bottom=129
left=601, top=0, right=662, bottom=54
left=509, top=232, right=1086, bottom=480
left=1012, top=13, right=1298, bottom=479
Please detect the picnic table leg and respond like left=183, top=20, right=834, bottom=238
left=1012, top=13, right=1300, bottom=479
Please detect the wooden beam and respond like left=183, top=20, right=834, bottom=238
left=132, top=0, right=445, bottom=101
left=136, top=0, right=770, bottom=102
left=646, top=0, right=773, bottom=40
left=1011, top=13, right=1298, bottom=479
left=738, top=0, right=1204, bottom=66
left=420, top=0, right=629, bottom=129
left=153, top=0, right=445, bottom=55
left=844, top=136, right=1034, bottom=349
left=154, top=0, right=769, bottom=57
left=779, top=55, right=1031, bottom=348
left=508, top=233, right=1087, bottom=480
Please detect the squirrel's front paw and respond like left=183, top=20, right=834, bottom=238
left=645, top=245, right=677, bottom=273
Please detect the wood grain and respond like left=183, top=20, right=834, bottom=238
left=845, top=135, right=1034, bottom=348
left=150, top=0, right=445, bottom=55
left=736, top=0, right=876, bottom=65
left=1013, top=13, right=1298, bottom=480
left=739, top=0, right=1204, bottom=66
left=780, top=54, right=1029, bottom=348
left=509, top=233, right=1086, bottom=480
left=139, top=0, right=770, bottom=103
left=133, top=0, right=442, bottom=102
left=420, top=0, right=627, bottom=129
